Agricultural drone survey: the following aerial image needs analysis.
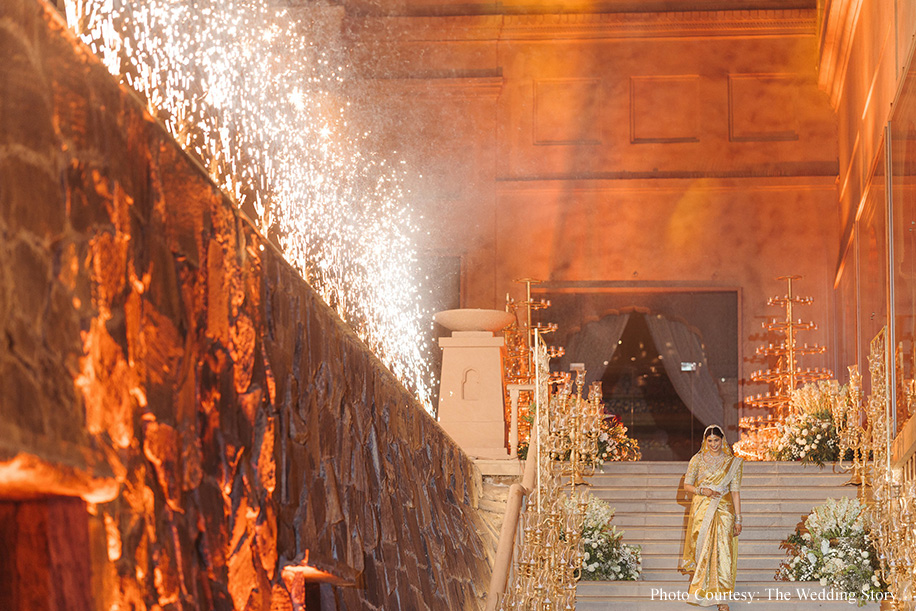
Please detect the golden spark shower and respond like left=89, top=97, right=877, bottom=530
left=63, top=0, right=434, bottom=408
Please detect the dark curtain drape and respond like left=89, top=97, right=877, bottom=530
left=644, top=313, right=723, bottom=427
left=561, top=313, right=631, bottom=388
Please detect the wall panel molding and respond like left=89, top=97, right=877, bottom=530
left=630, top=75, right=700, bottom=144
left=534, top=78, right=603, bottom=144
left=728, top=73, right=801, bottom=142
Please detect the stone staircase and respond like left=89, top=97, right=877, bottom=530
left=577, top=461, right=885, bottom=610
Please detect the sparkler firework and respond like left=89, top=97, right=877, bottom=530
left=62, top=0, right=434, bottom=409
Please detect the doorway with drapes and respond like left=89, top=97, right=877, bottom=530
left=545, top=289, right=738, bottom=461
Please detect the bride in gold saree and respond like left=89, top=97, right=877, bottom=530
left=681, top=425, right=744, bottom=610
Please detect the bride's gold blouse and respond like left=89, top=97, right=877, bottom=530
left=684, top=452, right=743, bottom=494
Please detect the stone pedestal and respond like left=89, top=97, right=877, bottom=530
left=437, top=331, right=509, bottom=459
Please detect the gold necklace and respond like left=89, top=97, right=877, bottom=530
left=701, top=451, right=727, bottom=472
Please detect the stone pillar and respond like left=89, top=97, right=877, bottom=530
left=437, top=330, right=509, bottom=460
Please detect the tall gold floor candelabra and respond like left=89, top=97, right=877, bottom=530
left=498, top=338, right=601, bottom=611
left=746, top=276, right=832, bottom=414
left=843, top=328, right=916, bottom=609
left=504, top=278, right=563, bottom=449
left=830, top=365, right=870, bottom=490
left=861, top=330, right=911, bottom=607
left=737, top=276, right=832, bottom=460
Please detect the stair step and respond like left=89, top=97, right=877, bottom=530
left=617, top=526, right=798, bottom=540
left=589, top=485, right=856, bottom=498
left=639, top=555, right=785, bottom=571
left=591, top=470, right=855, bottom=480
left=604, top=499, right=845, bottom=514
left=632, top=540, right=786, bottom=556
left=594, top=461, right=859, bottom=474
left=636, top=569, right=782, bottom=581
left=482, top=482, right=511, bottom=503
left=612, top=512, right=807, bottom=528
left=478, top=497, right=509, bottom=514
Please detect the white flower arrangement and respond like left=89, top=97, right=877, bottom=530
left=778, top=497, right=886, bottom=606
left=575, top=494, right=641, bottom=581
left=771, top=382, right=843, bottom=466
left=804, top=496, right=867, bottom=539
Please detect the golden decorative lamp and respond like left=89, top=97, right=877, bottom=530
left=738, top=275, right=832, bottom=459
left=498, top=336, right=600, bottom=611
left=504, top=278, right=563, bottom=454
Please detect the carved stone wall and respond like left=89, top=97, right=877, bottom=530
left=0, top=1, right=489, bottom=609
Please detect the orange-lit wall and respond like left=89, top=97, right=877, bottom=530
left=820, top=0, right=916, bottom=249
left=817, top=0, right=916, bottom=455
left=0, top=1, right=489, bottom=609
left=349, top=6, right=841, bottom=427
left=815, top=0, right=916, bottom=376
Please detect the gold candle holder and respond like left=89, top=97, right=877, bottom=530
left=741, top=276, right=832, bottom=458
left=499, top=334, right=601, bottom=611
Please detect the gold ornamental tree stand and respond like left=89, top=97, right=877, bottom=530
left=738, top=275, right=832, bottom=460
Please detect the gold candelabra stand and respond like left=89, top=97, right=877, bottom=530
left=738, top=276, right=832, bottom=460
left=850, top=328, right=916, bottom=609
left=814, top=327, right=916, bottom=609
left=860, top=329, right=911, bottom=607
left=498, top=337, right=600, bottom=611
left=829, top=365, right=870, bottom=491
left=746, top=275, right=833, bottom=417
left=504, top=278, right=564, bottom=448
left=505, top=278, right=561, bottom=383
left=895, top=341, right=916, bottom=427
left=546, top=374, right=603, bottom=486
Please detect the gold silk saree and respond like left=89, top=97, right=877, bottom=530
left=681, top=451, right=744, bottom=607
